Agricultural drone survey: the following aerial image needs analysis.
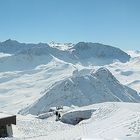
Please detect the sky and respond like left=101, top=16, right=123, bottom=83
left=0, top=0, right=140, bottom=50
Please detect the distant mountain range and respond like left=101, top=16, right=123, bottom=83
left=0, top=39, right=130, bottom=72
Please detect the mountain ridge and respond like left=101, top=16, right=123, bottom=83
left=19, top=67, right=140, bottom=115
left=0, top=40, right=131, bottom=72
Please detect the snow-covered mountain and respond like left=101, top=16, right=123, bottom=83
left=0, top=40, right=131, bottom=72
left=0, top=41, right=65, bottom=71
left=19, top=67, right=140, bottom=115
left=0, top=39, right=35, bottom=54
left=0, top=57, right=75, bottom=113
left=0, top=40, right=131, bottom=62
left=0, top=39, right=70, bottom=54
left=1, top=39, right=140, bottom=139
left=70, top=42, right=130, bottom=62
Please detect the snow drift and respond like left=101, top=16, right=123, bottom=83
left=61, top=109, right=95, bottom=125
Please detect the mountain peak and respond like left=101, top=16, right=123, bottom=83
left=94, top=67, right=112, bottom=77
left=71, top=42, right=130, bottom=62
left=19, top=68, right=140, bottom=115
left=3, top=39, right=19, bottom=44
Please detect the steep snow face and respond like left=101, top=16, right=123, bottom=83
left=20, top=68, right=140, bottom=115
left=70, top=42, right=130, bottom=62
left=93, top=68, right=140, bottom=102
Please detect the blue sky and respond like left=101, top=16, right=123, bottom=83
left=0, top=0, right=140, bottom=50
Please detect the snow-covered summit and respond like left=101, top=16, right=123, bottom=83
left=19, top=67, right=140, bottom=115
left=0, top=39, right=35, bottom=54
left=0, top=40, right=130, bottom=62
left=18, top=43, right=51, bottom=56
left=70, top=42, right=130, bottom=62
left=49, top=41, right=74, bottom=50
left=0, top=40, right=132, bottom=72
left=93, top=67, right=117, bottom=82
left=2, top=39, right=19, bottom=44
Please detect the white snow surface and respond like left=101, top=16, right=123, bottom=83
left=12, top=102, right=140, bottom=140
left=0, top=112, right=15, bottom=119
left=0, top=56, right=75, bottom=113
left=19, top=67, right=140, bottom=115
left=106, top=55, right=140, bottom=93
left=0, top=52, right=12, bottom=58
left=0, top=40, right=140, bottom=139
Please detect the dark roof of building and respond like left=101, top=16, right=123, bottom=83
left=0, top=112, right=16, bottom=126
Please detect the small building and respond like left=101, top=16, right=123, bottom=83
left=0, top=112, right=16, bottom=137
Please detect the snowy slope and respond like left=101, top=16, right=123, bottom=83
left=19, top=68, right=140, bottom=115
left=0, top=57, right=75, bottom=113
left=0, top=53, right=53, bottom=72
left=12, top=102, right=140, bottom=140
left=106, top=52, right=140, bottom=92
left=0, top=40, right=140, bottom=140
